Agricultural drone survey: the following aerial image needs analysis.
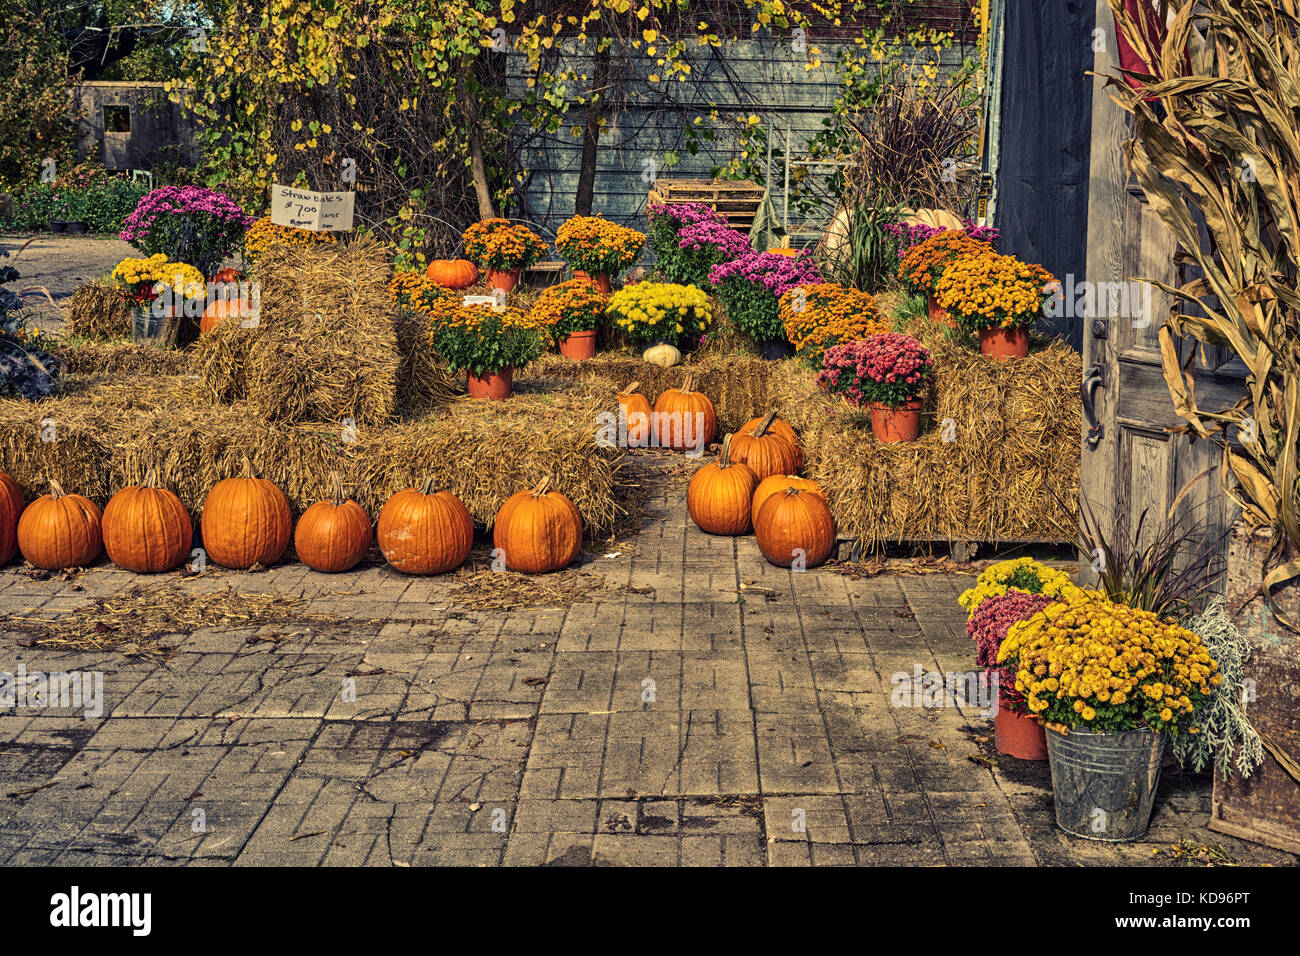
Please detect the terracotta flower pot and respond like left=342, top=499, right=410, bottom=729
left=558, top=329, right=597, bottom=360
left=994, top=694, right=1048, bottom=761
left=868, top=399, right=922, bottom=443
left=978, top=326, right=1029, bottom=360
left=486, top=268, right=522, bottom=293
left=573, top=270, right=612, bottom=294
left=466, top=367, right=513, bottom=400
left=927, top=293, right=956, bottom=329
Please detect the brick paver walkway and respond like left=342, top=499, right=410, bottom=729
left=0, top=452, right=1294, bottom=866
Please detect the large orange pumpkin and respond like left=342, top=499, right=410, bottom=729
left=740, top=413, right=802, bottom=471
left=729, top=411, right=799, bottom=480
left=17, top=480, right=103, bottom=570
left=687, top=434, right=757, bottom=535
left=200, top=296, right=256, bottom=334
left=212, top=267, right=242, bottom=284
left=295, top=472, right=372, bottom=573
left=426, top=259, right=479, bottom=290
left=652, top=373, right=717, bottom=453
left=754, top=486, right=835, bottom=569
left=493, top=477, right=582, bottom=573
left=751, top=475, right=825, bottom=527
left=0, top=469, right=25, bottom=565
left=617, top=380, right=652, bottom=447
left=102, top=469, right=192, bottom=573
left=376, top=479, right=473, bottom=574
left=200, top=458, right=293, bottom=569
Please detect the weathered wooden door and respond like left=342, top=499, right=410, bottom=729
left=1081, top=2, right=1245, bottom=572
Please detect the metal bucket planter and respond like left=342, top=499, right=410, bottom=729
left=1045, top=725, right=1166, bottom=841
left=132, top=305, right=168, bottom=346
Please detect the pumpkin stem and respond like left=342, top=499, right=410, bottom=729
left=417, top=476, right=437, bottom=495
left=533, top=476, right=552, bottom=495
left=48, top=479, right=66, bottom=499
left=719, top=433, right=734, bottom=466
left=753, top=411, right=778, bottom=437
left=681, top=372, right=694, bottom=394
left=143, top=467, right=160, bottom=489
left=623, top=380, right=640, bottom=396
left=240, top=457, right=255, bottom=479
left=329, top=471, right=346, bottom=506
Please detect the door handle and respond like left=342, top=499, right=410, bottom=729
left=1082, top=364, right=1105, bottom=448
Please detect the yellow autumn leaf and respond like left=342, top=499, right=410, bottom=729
left=643, top=28, right=657, bottom=42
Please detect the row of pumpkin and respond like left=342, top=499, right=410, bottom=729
left=0, top=385, right=831, bottom=577
left=0, top=465, right=583, bottom=576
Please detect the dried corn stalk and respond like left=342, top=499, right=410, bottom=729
left=1105, top=0, right=1300, bottom=626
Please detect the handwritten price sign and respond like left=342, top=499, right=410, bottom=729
left=270, top=185, right=354, bottom=232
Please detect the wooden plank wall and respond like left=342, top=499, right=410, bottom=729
left=504, top=35, right=972, bottom=238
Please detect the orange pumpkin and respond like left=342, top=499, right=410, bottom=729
left=617, top=380, right=652, bottom=446
left=729, top=411, right=799, bottom=480
left=200, top=296, right=256, bottom=334
left=102, top=469, right=192, bottom=573
left=687, top=434, right=757, bottom=535
left=295, top=472, right=372, bottom=573
left=426, top=259, right=479, bottom=290
left=751, top=475, right=825, bottom=528
left=212, top=267, right=242, bottom=284
left=493, top=477, right=582, bottom=573
left=0, top=469, right=25, bottom=565
left=767, top=247, right=800, bottom=257
left=200, top=458, right=293, bottom=569
left=740, top=413, right=802, bottom=471
left=17, top=480, right=103, bottom=570
left=754, top=486, right=835, bottom=569
left=377, top=479, right=473, bottom=574
left=652, top=373, right=717, bottom=453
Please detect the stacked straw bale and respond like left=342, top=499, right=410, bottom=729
left=194, top=237, right=401, bottom=426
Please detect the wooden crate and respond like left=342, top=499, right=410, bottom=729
left=1209, top=524, right=1300, bottom=855
left=647, top=179, right=766, bottom=234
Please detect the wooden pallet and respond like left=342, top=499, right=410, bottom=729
left=647, top=179, right=766, bottom=234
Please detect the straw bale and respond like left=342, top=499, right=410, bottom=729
left=0, top=370, right=622, bottom=542
left=796, top=334, right=1082, bottom=548
left=358, top=377, right=623, bottom=537
left=55, top=341, right=192, bottom=377
left=64, top=279, right=132, bottom=339
left=195, top=237, right=401, bottom=427
left=394, top=309, right=458, bottom=416
left=533, top=352, right=784, bottom=433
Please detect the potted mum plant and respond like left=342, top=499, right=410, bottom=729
left=110, top=254, right=207, bottom=347
left=529, top=279, right=608, bottom=360
left=428, top=299, right=547, bottom=399
left=461, top=218, right=548, bottom=293
left=606, top=281, right=712, bottom=354
left=998, top=590, right=1222, bottom=841
left=897, top=229, right=997, bottom=327
left=555, top=215, right=645, bottom=293
left=968, top=590, right=1058, bottom=760
left=647, top=202, right=726, bottom=282
left=818, top=332, right=933, bottom=443
left=777, top=283, right=888, bottom=367
left=120, top=185, right=252, bottom=279
left=934, top=250, right=1056, bottom=360
left=708, top=250, right=821, bottom=358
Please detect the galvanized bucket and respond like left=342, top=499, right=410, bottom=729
left=132, top=305, right=167, bottom=346
left=1045, top=725, right=1166, bottom=841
